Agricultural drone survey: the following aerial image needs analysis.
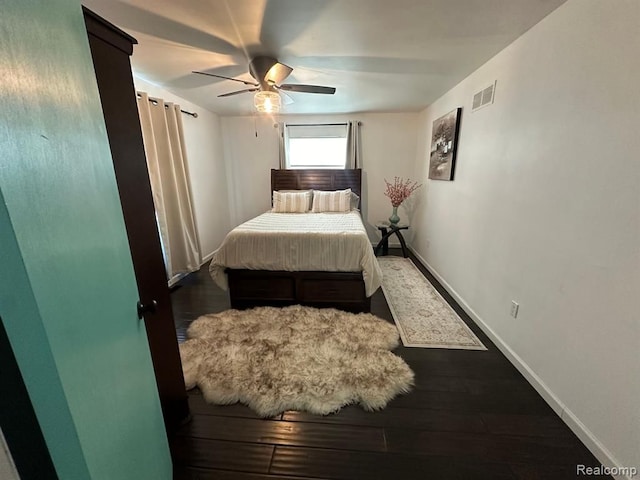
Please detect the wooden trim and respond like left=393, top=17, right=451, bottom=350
left=84, top=7, right=189, bottom=433
left=0, top=317, right=58, bottom=480
left=82, top=6, right=137, bottom=55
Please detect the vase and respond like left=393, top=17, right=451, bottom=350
left=389, top=206, right=400, bottom=225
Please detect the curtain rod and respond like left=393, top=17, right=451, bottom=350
left=285, top=122, right=349, bottom=127
left=136, top=93, right=198, bottom=118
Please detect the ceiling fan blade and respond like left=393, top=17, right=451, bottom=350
left=192, top=71, right=258, bottom=87
left=279, top=91, right=294, bottom=105
left=218, top=88, right=259, bottom=98
left=265, top=62, right=293, bottom=86
left=278, top=84, right=336, bottom=94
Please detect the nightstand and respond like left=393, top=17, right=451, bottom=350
left=375, top=222, right=409, bottom=258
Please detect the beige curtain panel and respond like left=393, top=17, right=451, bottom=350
left=136, top=91, right=200, bottom=280
left=277, top=121, right=286, bottom=169
left=346, top=120, right=361, bottom=169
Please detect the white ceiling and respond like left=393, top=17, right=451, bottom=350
left=83, top=0, right=567, bottom=116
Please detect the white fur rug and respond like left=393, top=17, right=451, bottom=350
left=179, top=305, right=414, bottom=417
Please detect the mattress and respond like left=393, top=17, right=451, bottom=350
left=209, top=211, right=382, bottom=296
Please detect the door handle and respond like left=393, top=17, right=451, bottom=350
left=137, top=300, right=158, bottom=319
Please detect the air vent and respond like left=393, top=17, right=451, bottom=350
left=472, top=81, right=496, bottom=112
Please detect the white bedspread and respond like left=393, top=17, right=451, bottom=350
left=209, top=211, right=382, bottom=296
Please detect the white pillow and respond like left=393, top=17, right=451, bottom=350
left=311, top=189, right=352, bottom=213
left=277, top=189, right=313, bottom=211
left=272, top=191, right=312, bottom=213
left=350, top=192, right=360, bottom=210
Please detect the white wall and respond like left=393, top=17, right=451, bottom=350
left=134, top=77, right=230, bottom=262
left=412, top=0, right=639, bottom=475
left=220, top=116, right=280, bottom=227
left=220, top=113, right=419, bottom=242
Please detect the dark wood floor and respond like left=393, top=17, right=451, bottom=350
left=170, top=251, right=609, bottom=480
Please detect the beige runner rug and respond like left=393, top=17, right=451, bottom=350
left=378, top=256, right=486, bottom=350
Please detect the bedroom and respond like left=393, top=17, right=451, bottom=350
left=1, top=1, right=638, bottom=479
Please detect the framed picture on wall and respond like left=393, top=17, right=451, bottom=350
left=428, top=107, right=462, bottom=181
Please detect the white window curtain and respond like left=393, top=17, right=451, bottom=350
left=136, top=91, right=200, bottom=281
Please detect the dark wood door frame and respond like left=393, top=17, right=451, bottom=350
left=0, top=317, right=58, bottom=480
left=83, top=8, right=188, bottom=432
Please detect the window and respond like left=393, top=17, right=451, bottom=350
left=285, top=123, right=348, bottom=169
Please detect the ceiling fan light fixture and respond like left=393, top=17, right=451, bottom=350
left=254, top=91, right=281, bottom=113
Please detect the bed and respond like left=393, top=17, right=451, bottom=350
left=209, top=169, right=382, bottom=312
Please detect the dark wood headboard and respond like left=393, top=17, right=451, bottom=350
left=271, top=169, right=362, bottom=200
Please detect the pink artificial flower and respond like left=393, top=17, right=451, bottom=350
left=384, top=177, right=422, bottom=207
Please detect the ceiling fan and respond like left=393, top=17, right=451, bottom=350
left=193, top=56, right=336, bottom=113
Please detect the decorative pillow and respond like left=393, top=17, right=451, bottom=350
left=350, top=192, right=360, bottom=210
left=272, top=191, right=312, bottom=213
left=278, top=189, right=313, bottom=211
left=311, top=189, right=352, bottom=213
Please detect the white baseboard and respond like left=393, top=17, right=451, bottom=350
left=168, top=272, right=187, bottom=287
left=200, top=251, right=215, bottom=266
left=370, top=241, right=402, bottom=248
left=408, top=246, right=629, bottom=480
left=165, top=252, right=214, bottom=288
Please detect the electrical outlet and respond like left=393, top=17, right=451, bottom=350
left=510, top=301, right=519, bottom=318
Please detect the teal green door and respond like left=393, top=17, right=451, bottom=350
left=0, top=1, right=172, bottom=479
